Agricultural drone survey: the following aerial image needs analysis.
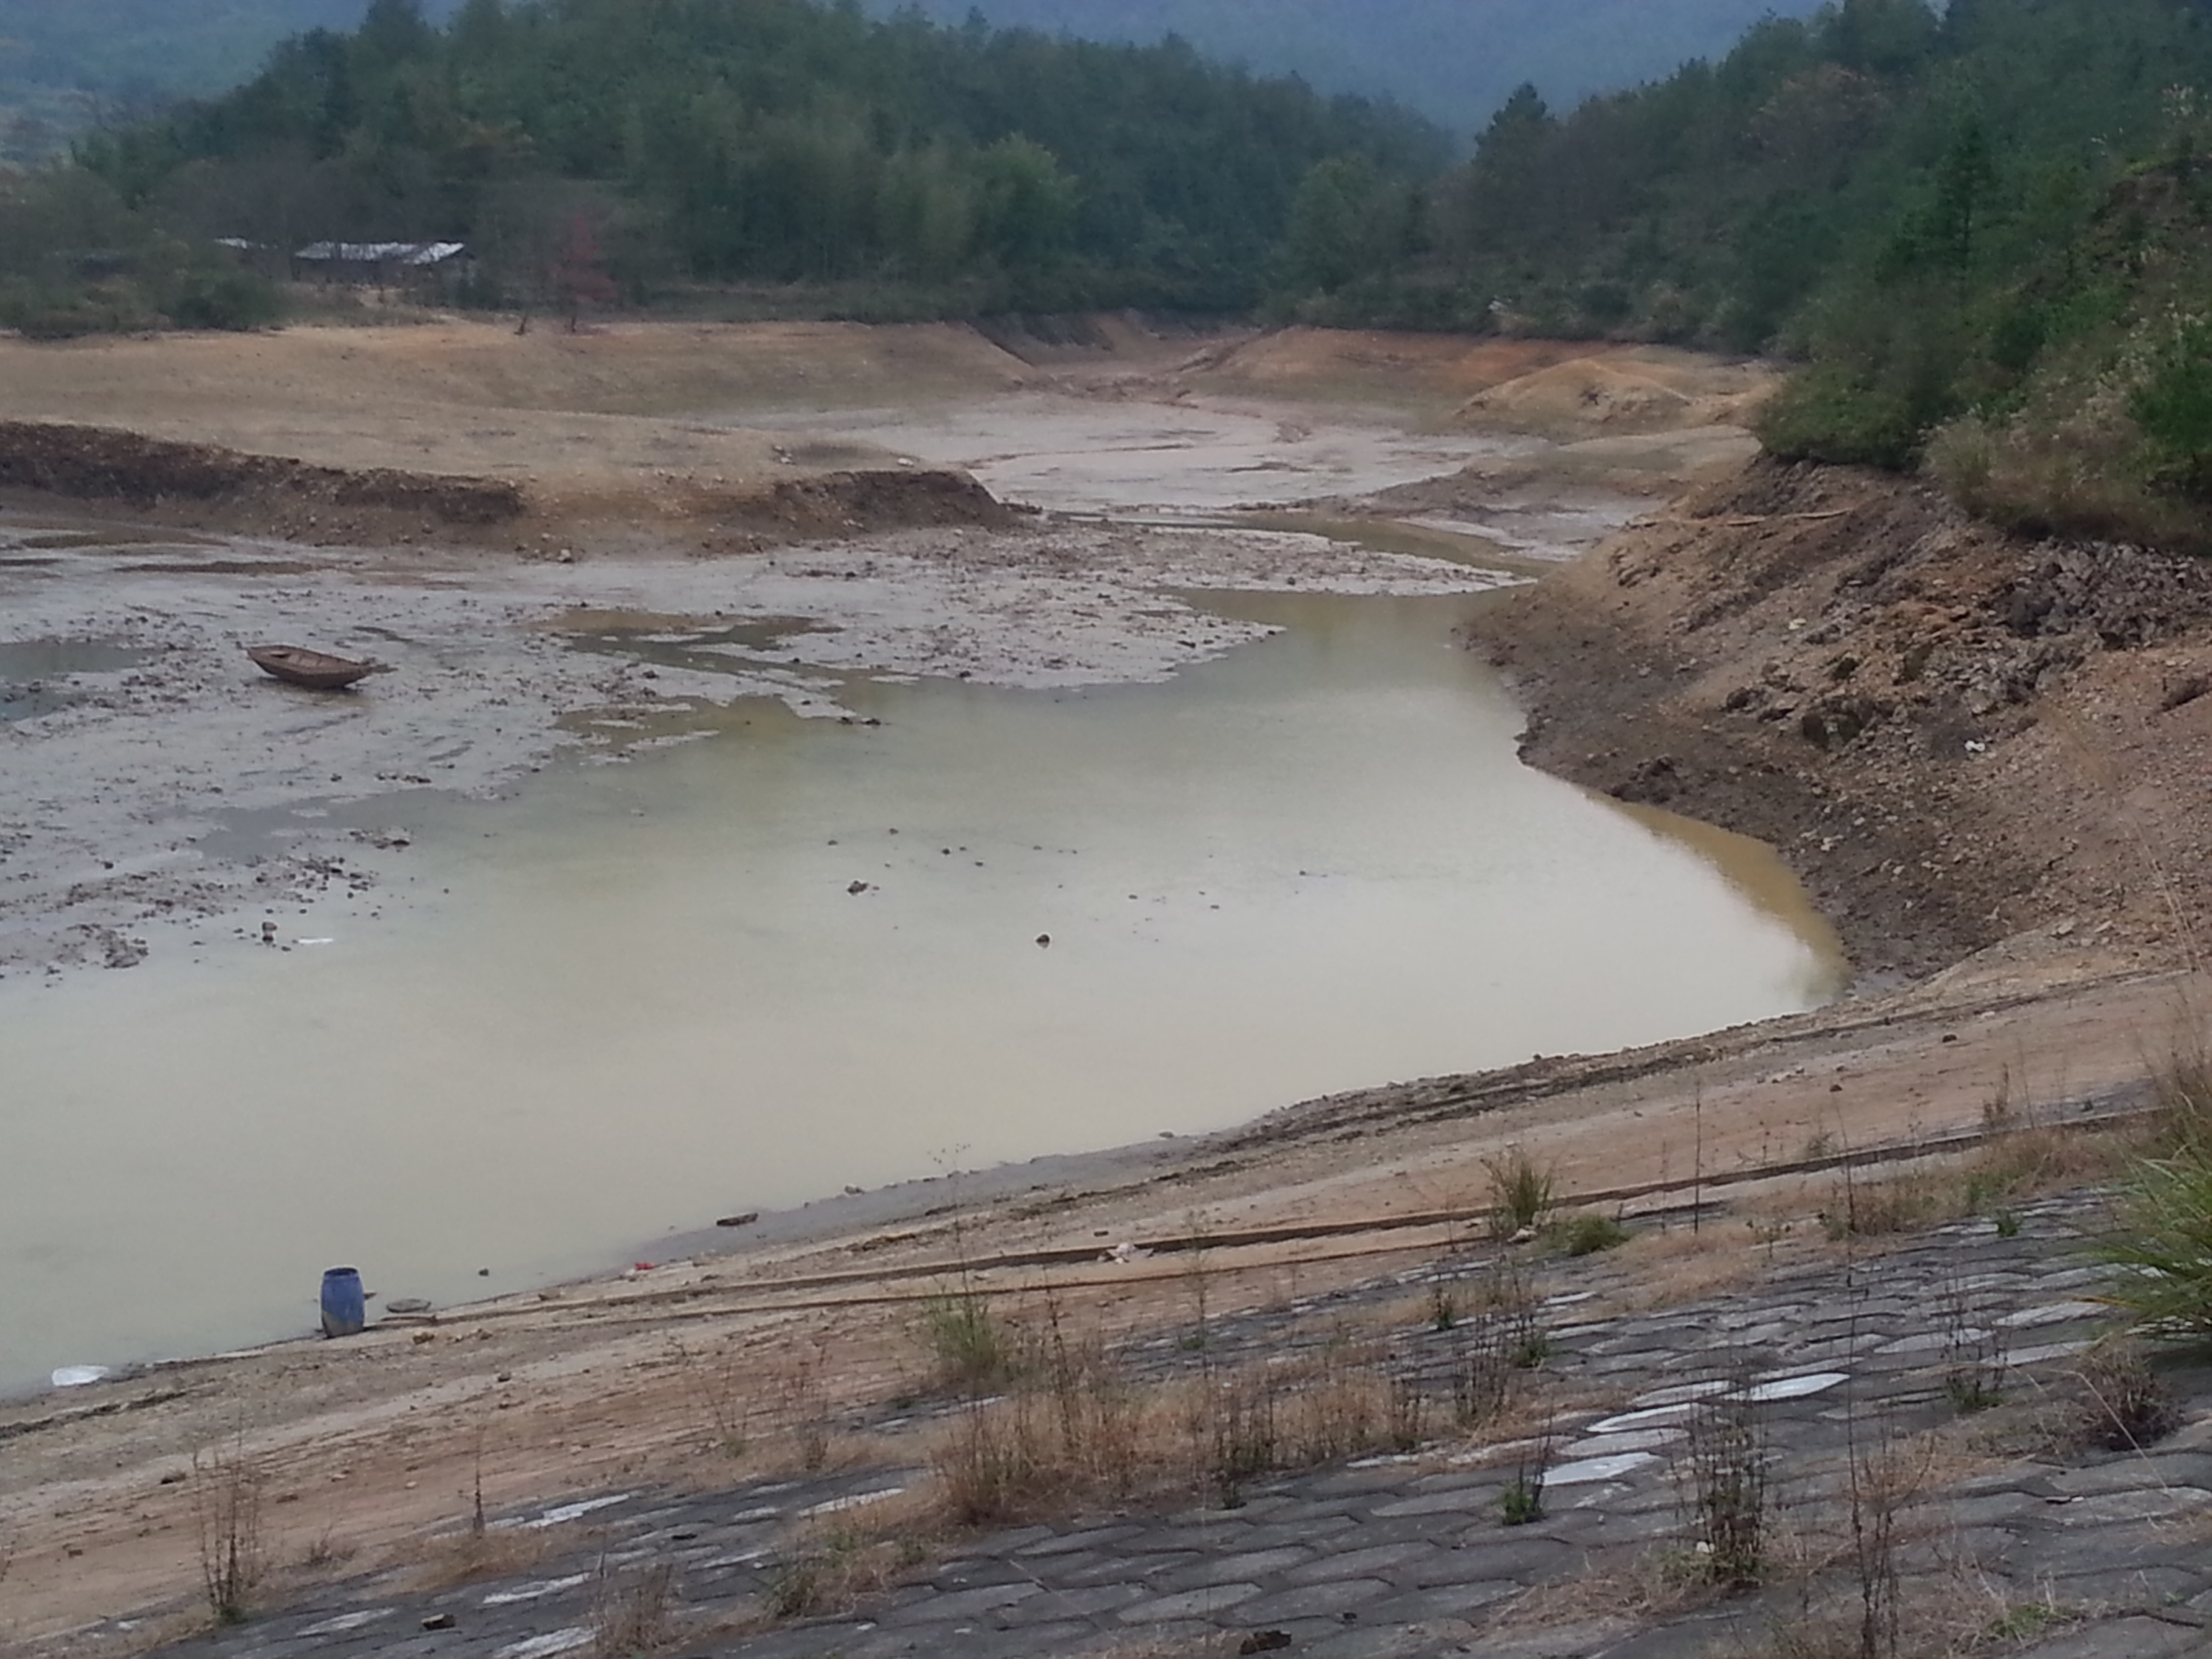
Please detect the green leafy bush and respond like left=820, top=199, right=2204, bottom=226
left=2097, top=1149, right=2212, bottom=1343
left=2131, top=317, right=2212, bottom=495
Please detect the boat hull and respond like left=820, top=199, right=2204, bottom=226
left=246, top=645, right=380, bottom=690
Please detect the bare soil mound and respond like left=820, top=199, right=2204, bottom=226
left=1192, top=328, right=1592, bottom=409
left=1187, top=331, right=1781, bottom=435
left=1469, top=455, right=2212, bottom=981
left=1454, top=354, right=1776, bottom=436
left=719, top=468, right=1017, bottom=537
left=0, top=420, right=524, bottom=524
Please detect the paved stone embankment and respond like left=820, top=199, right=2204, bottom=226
left=135, top=1193, right=2212, bottom=1659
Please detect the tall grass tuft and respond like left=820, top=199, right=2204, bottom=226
left=2097, top=1031, right=2212, bottom=1341
left=918, top=1290, right=1015, bottom=1395
left=192, top=1437, right=265, bottom=1625
left=1484, top=1146, right=1557, bottom=1240
left=2095, top=1150, right=2212, bottom=1340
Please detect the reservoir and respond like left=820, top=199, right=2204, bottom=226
left=0, top=581, right=1841, bottom=1394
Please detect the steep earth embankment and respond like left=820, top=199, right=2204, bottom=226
left=1469, top=457, right=2212, bottom=984
left=0, top=420, right=525, bottom=525
left=0, top=421, right=1010, bottom=547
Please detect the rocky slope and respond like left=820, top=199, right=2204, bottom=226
left=1468, top=457, right=2212, bottom=985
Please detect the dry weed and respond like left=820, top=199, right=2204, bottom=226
left=190, top=1439, right=265, bottom=1625
left=294, top=1528, right=356, bottom=1573
left=2066, top=1338, right=2179, bottom=1452
left=1680, top=1366, right=1769, bottom=1587
left=1595, top=1223, right=1771, bottom=1314
left=778, top=1345, right=837, bottom=1474
left=591, top=1559, right=678, bottom=1658
left=408, top=1522, right=565, bottom=1591
left=765, top=1518, right=925, bottom=1620
left=1483, top=1543, right=1718, bottom=1634
left=927, top=1315, right=1448, bottom=1525
left=665, top=1336, right=754, bottom=1458
left=1824, top=1122, right=2123, bottom=1245
left=933, top=1314, right=1148, bottom=1523
left=2147, top=1025, right=2212, bottom=1151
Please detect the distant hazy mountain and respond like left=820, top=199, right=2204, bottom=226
left=0, top=0, right=1828, bottom=157
left=0, top=0, right=470, bottom=159
left=0, top=2, right=373, bottom=100
left=868, top=0, right=1830, bottom=134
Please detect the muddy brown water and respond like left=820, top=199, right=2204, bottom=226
left=0, top=586, right=1842, bottom=1393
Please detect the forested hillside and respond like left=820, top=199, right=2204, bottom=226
left=867, top=0, right=1825, bottom=138
left=14, top=0, right=2212, bottom=559
left=1281, top=0, right=2212, bottom=552
left=0, top=0, right=1443, bottom=333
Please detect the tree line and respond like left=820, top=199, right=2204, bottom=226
left=0, top=0, right=1443, bottom=335
left=12, top=0, right=2212, bottom=552
left=1279, top=0, right=2212, bottom=548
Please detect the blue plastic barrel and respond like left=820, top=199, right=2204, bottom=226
left=320, top=1267, right=366, bottom=1337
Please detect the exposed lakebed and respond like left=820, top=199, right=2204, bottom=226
left=0, top=583, right=1841, bottom=1393
left=0, top=386, right=1841, bottom=1394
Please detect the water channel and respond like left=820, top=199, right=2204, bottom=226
left=0, top=577, right=1842, bottom=1395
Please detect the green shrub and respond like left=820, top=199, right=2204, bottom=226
left=2095, top=1147, right=2212, bottom=1342
left=917, top=1290, right=1015, bottom=1393
left=1499, top=1475, right=1544, bottom=1526
left=2131, top=318, right=2212, bottom=495
left=1483, top=1147, right=1556, bottom=1240
left=161, top=265, right=281, bottom=331
left=1553, top=1213, right=1629, bottom=1258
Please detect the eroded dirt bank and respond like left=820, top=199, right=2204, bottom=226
left=1468, top=455, right=2212, bottom=986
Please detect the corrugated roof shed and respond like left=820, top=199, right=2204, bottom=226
left=294, top=242, right=466, bottom=265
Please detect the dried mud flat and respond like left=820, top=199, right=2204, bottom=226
left=5, top=319, right=2206, bottom=1656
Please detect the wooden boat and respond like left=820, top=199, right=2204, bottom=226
left=245, top=644, right=384, bottom=690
